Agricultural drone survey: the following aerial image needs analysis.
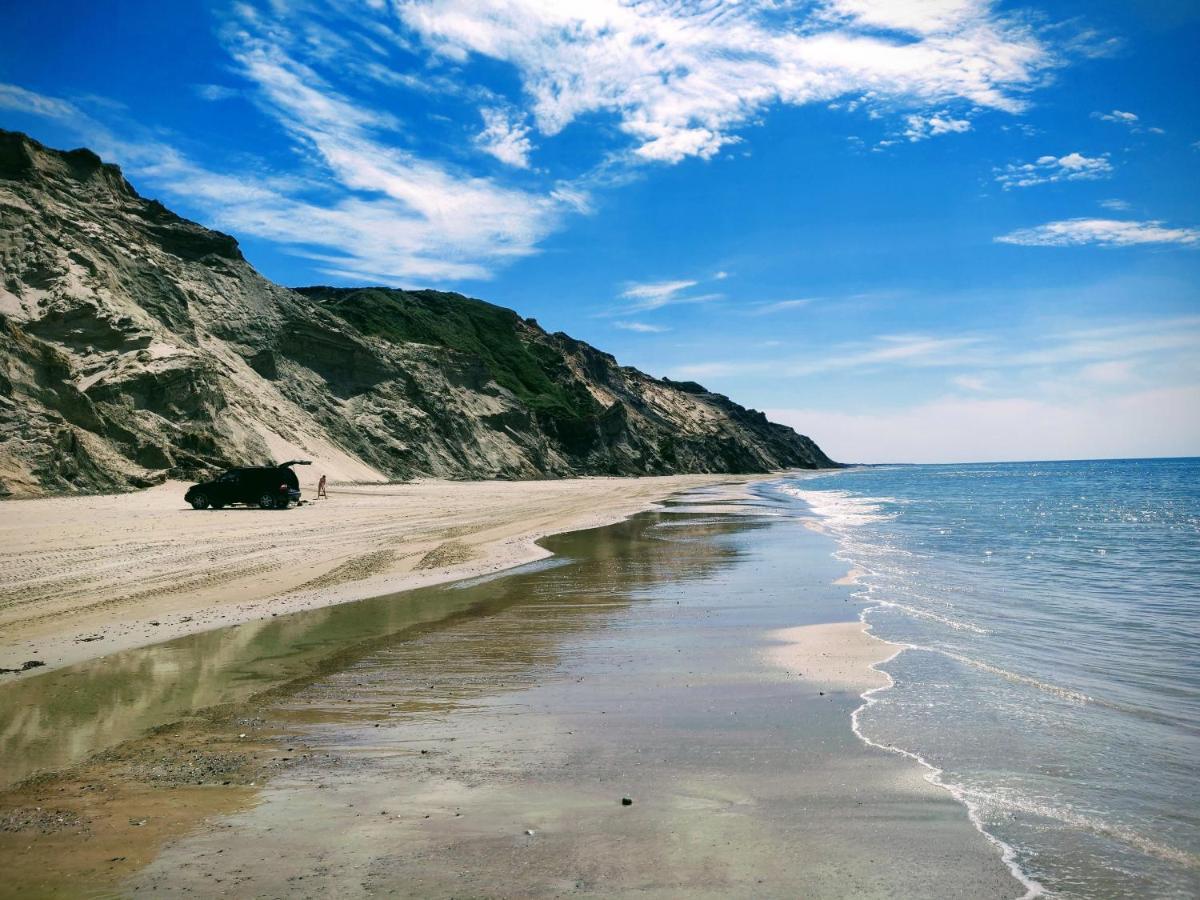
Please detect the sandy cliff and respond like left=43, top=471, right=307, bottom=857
left=0, top=130, right=834, bottom=496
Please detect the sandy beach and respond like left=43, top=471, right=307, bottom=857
left=0, top=475, right=758, bottom=675
left=0, top=482, right=1028, bottom=898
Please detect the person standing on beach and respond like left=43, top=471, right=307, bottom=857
left=317, top=474, right=328, bottom=499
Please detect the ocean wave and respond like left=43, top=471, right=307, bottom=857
left=876, top=640, right=1095, bottom=706
left=849, top=631, right=1047, bottom=899
left=868, top=600, right=990, bottom=635
left=787, top=461, right=1200, bottom=896
left=959, top=787, right=1200, bottom=870
left=779, top=486, right=898, bottom=529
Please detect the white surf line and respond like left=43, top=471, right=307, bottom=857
left=850, top=614, right=1047, bottom=900
left=776, top=472, right=1047, bottom=899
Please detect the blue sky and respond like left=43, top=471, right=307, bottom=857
left=2, top=0, right=1198, bottom=462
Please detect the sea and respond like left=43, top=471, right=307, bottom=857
left=778, top=457, right=1200, bottom=898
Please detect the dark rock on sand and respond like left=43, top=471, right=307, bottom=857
left=0, top=659, right=45, bottom=674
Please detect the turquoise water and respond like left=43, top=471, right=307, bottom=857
left=779, top=459, right=1200, bottom=898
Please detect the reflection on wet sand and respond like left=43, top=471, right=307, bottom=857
left=127, top=499, right=1017, bottom=898
left=0, top=508, right=762, bottom=896
left=0, top=493, right=1023, bottom=898
left=0, top=510, right=754, bottom=790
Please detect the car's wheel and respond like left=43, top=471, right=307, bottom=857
left=257, top=492, right=277, bottom=510
left=190, top=494, right=210, bottom=510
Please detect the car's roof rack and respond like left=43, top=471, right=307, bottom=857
left=277, top=459, right=313, bottom=467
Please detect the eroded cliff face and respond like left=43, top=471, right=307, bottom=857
left=0, top=130, right=835, bottom=497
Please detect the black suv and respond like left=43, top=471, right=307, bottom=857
left=185, top=461, right=310, bottom=510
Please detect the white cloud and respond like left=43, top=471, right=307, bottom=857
left=614, top=320, right=670, bottom=333
left=194, top=84, right=240, bottom=101
left=996, top=218, right=1200, bottom=248
left=951, top=374, right=989, bottom=392
left=1099, top=198, right=1131, bottom=212
left=1094, top=109, right=1138, bottom=125
left=1007, top=316, right=1200, bottom=367
left=617, top=279, right=700, bottom=311
left=475, top=106, right=533, bottom=168
left=398, top=0, right=1051, bottom=164
left=1, top=77, right=570, bottom=283
left=1079, top=360, right=1135, bottom=384
left=226, top=34, right=575, bottom=280
left=1092, top=108, right=1162, bottom=134
left=673, top=333, right=983, bottom=379
left=1, top=0, right=1067, bottom=283
left=673, top=315, right=1200, bottom=382
left=0, top=82, right=79, bottom=119
left=0, top=0, right=1070, bottom=283
left=817, top=0, right=987, bottom=36
left=754, top=299, right=814, bottom=314
left=767, top=384, right=1200, bottom=463
left=621, top=279, right=697, bottom=302
left=995, top=151, right=1112, bottom=189
left=903, top=112, right=972, bottom=142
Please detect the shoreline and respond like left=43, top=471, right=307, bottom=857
left=774, top=472, right=1045, bottom=898
left=765, top=606, right=1043, bottom=899
left=0, top=477, right=1028, bottom=897
left=0, top=473, right=785, bottom=675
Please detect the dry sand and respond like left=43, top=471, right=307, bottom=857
left=0, top=474, right=760, bottom=674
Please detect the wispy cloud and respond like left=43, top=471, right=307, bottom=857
left=614, top=278, right=725, bottom=313
left=400, top=0, right=1052, bottom=163
left=951, top=374, right=990, bottom=392
left=996, top=218, right=1200, bottom=248
left=193, top=83, right=240, bottom=101
left=0, top=82, right=78, bottom=119
left=1007, top=316, right=1200, bottom=366
left=995, top=152, right=1112, bottom=189
left=614, top=320, right=670, bottom=333
left=620, top=280, right=698, bottom=303
left=223, top=28, right=574, bottom=281
left=767, top=384, right=1200, bottom=464
left=672, top=315, right=1200, bottom=383
left=903, top=112, right=972, bottom=143
left=619, top=278, right=700, bottom=309
left=753, top=299, right=814, bottom=315
left=1078, top=360, right=1135, bottom=385
left=1, top=49, right=574, bottom=284
left=475, top=107, right=534, bottom=169
left=1, top=0, right=1072, bottom=283
left=674, top=333, right=983, bottom=379
left=1094, top=109, right=1138, bottom=126
left=1099, top=198, right=1131, bottom=212
left=0, top=0, right=1083, bottom=284
left=1092, top=109, right=1165, bottom=135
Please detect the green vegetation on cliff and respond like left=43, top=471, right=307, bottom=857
left=297, top=287, right=601, bottom=421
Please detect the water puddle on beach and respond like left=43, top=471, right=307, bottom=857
left=0, top=488, right=1023, bottom=898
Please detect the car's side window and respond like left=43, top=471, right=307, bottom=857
left=219, top=472, right=239, bottom=483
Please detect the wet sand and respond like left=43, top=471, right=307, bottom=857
left=0, top=485, right=1024, bottom=897
left=0, top=474, right=755, bottom=675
